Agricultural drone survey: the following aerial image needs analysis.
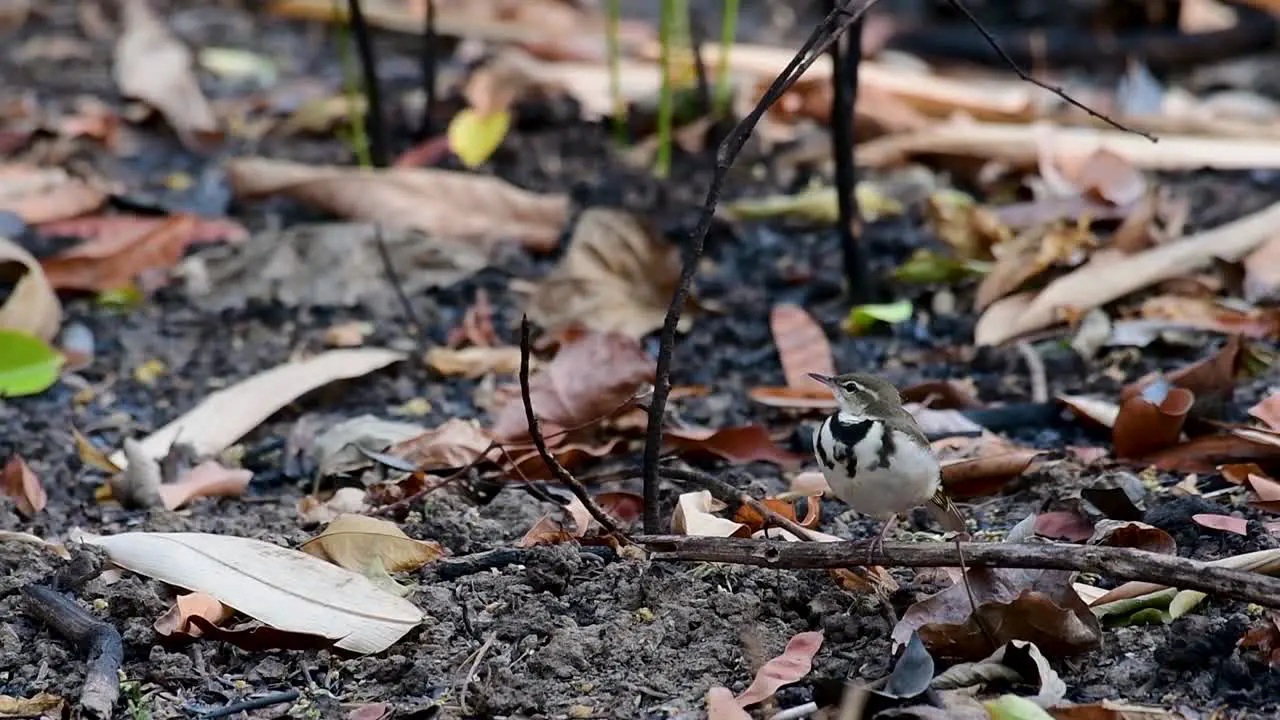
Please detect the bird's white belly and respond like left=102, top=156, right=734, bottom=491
left=822, top=424, right=940, bottom=519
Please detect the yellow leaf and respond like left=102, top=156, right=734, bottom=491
left=300, top=513, right=445, bottom=573
left=447, top=108, right=511, bottom=169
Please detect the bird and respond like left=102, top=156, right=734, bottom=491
left=808, top=371, right=967, bottom=559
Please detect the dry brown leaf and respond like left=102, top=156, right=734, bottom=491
left=1250, top=393, right=1280, bottom=431
left=1055, top=148, right=1147, bottom=206
left=490, top=331, right=653, bottom=441
left=769, top=304, right=835, bottom=391
left=297, top=487, right=368, bottom=524
left=38, top=213, right=248, bottom=247
left=663, top=425, right=804, bottom=467
left=941, top=450, right=1043, bottom=499
left=446, top=289, right=500, bottom=348
left=925, top=190, right=1011, bottom=262
left=301, top=513, right=445, bottom=574
left=504, top=438, right=625, bottom=480
left=157, top=460, right=252, bottom=511
left=425, top=345, right=523, bottom=378
left=0, top=235, right=60, bottom=340
left=519, top=491, right=644, bottom=546
left=734, top=631, right=824, bottom=707
left=1112, top=382, right=1194, bottom=458
left=1090, top=547, right=1280, bottom=607
left=0, top=164, right=105, bottom=224
left=1139, top=295, right=1280, bottom=339
left=153, top=591, right=235, bottom=638
left=1245, top=472, right=1280, bottom=513
left=902, top=380, right=984, bottom=410
left=186, top=615, right=341, bottom=651
left=1048, top=700, right=1181, bottom=719
left=525, top=209, right=684, bottom=338
left=1087, top=520, right=1176, bottom=555
left=1192, top=513, right=1248, bottom=536
left=976, top=221, right=1097, bottom=311
left=1136, top=432, right=1280, bottom=473
left=41, top=215, right=203, bottom=291
left=893, top=564, right=1102, bottom=660
left=227, top=157, right=569, bottom=251
left=974, top=200, right=1280, bottom=345
left=113, top=0, right=219, bottom=145
left=671, top=490, right=751, bottom=538
left=1035, top=511, right=1096, bottom=542
left=1, top=455, right=45, bottom=516
left=385, top=419, right=493, bottom=471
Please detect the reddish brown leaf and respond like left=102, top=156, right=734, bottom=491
left=347, top=703, right=393, bottom=720
left=1, top=455, right=45, bottom=516
left=1250, top=393, right=1280, bottom=432
left=941, top=450, right=1042, bottom=499
left=1087, top=520, right=1176, bottom=555
left=490, top=331, right=654, bottom=442
left=153, top=591, right=235, bottom=638
left=1140, top=295, right=1280, bottom=339
left=518, top=491, right=644, bottom=547
left=734, top=631, right=824, bottom=707
left=747, top=386, right=837, bottom=410
left=893, top=565, right=1102, bottom=660
left=1239, top=611, right=1280, bottom=667
left=0, top=164, right=106, bottom=223
left=1124, top=336, right=1248, bottom=421
left=504, top=438, right=625, bottom=481
left=1112, top=382, right=1194, bottom=458
left=518, top=514, right=577, bottom=547
left=733, top=497, right=821, bottom=532
left=157, top=460, right=251, bottom=511
left=40, top=214, right=199, bottom=291
left=1193, top=513, right=1248, bottom=536
left=387, top=419, right=493, bottom=470
left=1035, top=511, right=1095, bottom=542
left=1220, top=462, right=1266, bottom=485
left=1246, top=473, right=1280, bottom=513
left=1137, top=432, right=1280, bottom=473
left=38, top=214, right=247, bottom=247
left=446, top=288, right=499, bottom=348
left=663, top=425, right=805, bottom=467
left=1057, top=148, right=1147, bottom=206
left=187, top=615, right=339, bottom=651
left=769, top=304, right=834, bottom=391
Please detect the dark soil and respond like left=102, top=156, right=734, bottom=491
left=4, top=1, right=1280, bottom=719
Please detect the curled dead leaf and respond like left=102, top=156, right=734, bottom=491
left=0, top=235, right=61, bottom=340
left=301, top=513, right=445, bottom=574
left=153, top=591, right=235, bottom=638
left=941, top=450, right=1042, bottom=499
left=1087, top=520, right=1176, bottom=555
left=525, top=209, right=686, bottom=339
left=671, top=490, right=750, bottom=538
left=1112, top=380, right=1194, bottom=458
left=1, top=455, right=45, bottom=516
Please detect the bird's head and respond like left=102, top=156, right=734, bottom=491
left=808, top=371, right=903, bottom=417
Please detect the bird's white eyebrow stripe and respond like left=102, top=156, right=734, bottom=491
left=841, top=379, right=868, bottom=394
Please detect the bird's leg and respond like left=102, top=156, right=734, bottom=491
left=867, top=514, right=897, bottom=565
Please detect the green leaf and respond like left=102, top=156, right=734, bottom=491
left=893, top=249, right=990, bottom=284
left=0, top=329, right=64, bottom=397
left=95, top=286, right=145, bottom=312
left=1092, top=587, right=1175, bottom=622
left=447, top=108, right=511, bottom=169
left=842, top=300, right=913, bottom=335
left=1169, top=589, right=1208, bottom=620
left=984, top=695, right=1054, bottom=720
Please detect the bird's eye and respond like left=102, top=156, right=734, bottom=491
left=841, top=382, right=858, bottom=392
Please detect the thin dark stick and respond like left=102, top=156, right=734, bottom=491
left=346, top=0, right=390, bottom=166
left=417, top=0, right=437, bottom=138
left=519, top=316, right=628, bottom=542
left=688, top=6, right=713, bottom=116
left=941, top=0, right=1154, bottom=141
left=641, top=0, right=878, bottom=533
left=22, top=585, right=122, bottom=719
left=372, top=225, right=427, bottom=342
left=634, top=535, right=1280, bottom=609
left=827, top=2, right=869, bottom=302
left=190, top=689, right=301, bottom=719
left=434, top=546, right=618, bottom=580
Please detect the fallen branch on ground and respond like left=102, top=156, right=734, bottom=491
left=21, top=585, right=122, bottom=720
left=633, top=535, right=1280, bottom=609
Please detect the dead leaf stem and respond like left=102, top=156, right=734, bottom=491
left=1016, top=341, right=1048, bottom=403
left=634, top=535, right=1280, bottom=609
left=519, top=316, right=628, bottom=542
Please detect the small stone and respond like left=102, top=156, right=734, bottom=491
left=568, top=704, right=592, bottom=718
left=633, top=607, right=654, bottom=623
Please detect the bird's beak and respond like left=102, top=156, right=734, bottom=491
left=807, top=373, right=835, bottom=388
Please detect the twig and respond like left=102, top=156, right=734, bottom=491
left=519, top=316, right=629, bottom=543
left=372, top=225, right=428, bottom=343
left=433, top=546, right=618, bottom=580
left=633, top=536, right=1280, bottom=608
left=417, top=0, right=437, bottom=138
left=21, top=585, right=122, bottom=720
left=458, top=633, right=496, bottom=716
left=688, top=6, right=713, bottom=116
left=939, top=0, right=1152, bottom=140
left=826, top=0, right=869, bottom=302
left=188, top=689, right=301, bottom=719
left=641, top=0, right=879, bottom=533
left=346, top=0, right=390, bottom=166
left=1016, top=341, right=1048, bottom=404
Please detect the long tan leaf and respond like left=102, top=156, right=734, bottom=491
left=80, top=531, right=423, bottom=654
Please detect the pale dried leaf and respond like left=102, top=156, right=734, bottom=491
left=0, top=164, right=105, bottom=224
left=158, top=460, right=252, bottom=511
left=226, top=157, right=569, bottom=251
left=109, top=348, right=406, bottom=468
left=671, top=490, right=750, bottom=538
left=113, top=0, right=219, bottom=144
left=301, top=513, right=444, bottom=573
left=425, top=345, right=523, bottom=378
left=734, top=631, right=824, bottom=706
left=80, top=530, right=423, bottom=654
left=0, top=236, right=60, bottom=341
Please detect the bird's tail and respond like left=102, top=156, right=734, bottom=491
left=928, top=487, right=968, bottom=534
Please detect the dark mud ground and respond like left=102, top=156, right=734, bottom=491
left=5, top=1, right=1280, bottom=718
